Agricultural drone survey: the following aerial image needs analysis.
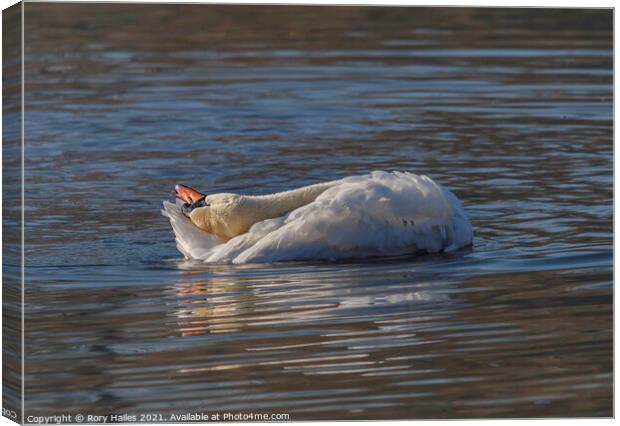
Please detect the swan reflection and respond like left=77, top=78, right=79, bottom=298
left=171, top=262, right=453, bottom=342
left=173, top=263, right=258, bottom=335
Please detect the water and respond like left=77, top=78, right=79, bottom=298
left=13, top=5, right=613, bottom=419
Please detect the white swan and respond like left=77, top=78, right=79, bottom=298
left=162, top=171, right=473, bottom=264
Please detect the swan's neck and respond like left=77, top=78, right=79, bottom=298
left=196, top=180, right=342, bottom=240
left=249, top=180, right=339, bottom=219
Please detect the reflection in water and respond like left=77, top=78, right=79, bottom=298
left=169, top=263, right=461, bottom=403
left=172, top=264, right=449, bottom=339
left=19, top=4, right=611, bottom=420
left=174, top=267, right=256, bottom=335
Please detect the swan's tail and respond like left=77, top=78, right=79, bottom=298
left=161, top=200, right=221, bottom=260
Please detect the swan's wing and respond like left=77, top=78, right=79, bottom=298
left=232, top=171, right=472, bottom=263
left=161, top=201, right=222, bottom=260
left=205, top=216, right=285, bottom=263
left=162, top=200, right=286, bottom=263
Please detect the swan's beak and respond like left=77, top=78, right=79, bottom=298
left=175, top=184, right=206, bottom=206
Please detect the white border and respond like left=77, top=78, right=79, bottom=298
left=0, top=2, right=615, bottom=426
left=20, top=1, right=25, bottom=422
left=4, top=0, right=619, bottom=6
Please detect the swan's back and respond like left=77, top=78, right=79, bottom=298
left=163, top=171, right=473, bottom=264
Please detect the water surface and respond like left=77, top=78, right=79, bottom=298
left=18, top=5, right=612, bottom=419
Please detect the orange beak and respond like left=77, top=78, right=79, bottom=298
left=175, top=184, right=206, bottom=206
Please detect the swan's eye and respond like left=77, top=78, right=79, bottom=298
left=193, top=198, right=207, bottom=208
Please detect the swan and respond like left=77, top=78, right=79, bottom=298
left=162, top=171, right=473, bottom=264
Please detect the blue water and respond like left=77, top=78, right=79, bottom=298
left=14, top=5, right=613, bottom=419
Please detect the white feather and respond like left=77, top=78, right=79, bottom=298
left=161, top=200, right=222, bottom=260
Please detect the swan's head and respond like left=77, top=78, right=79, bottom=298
left=175, top=184, right=211, bottom=231
left=174, top=184, right=241, bottom=240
